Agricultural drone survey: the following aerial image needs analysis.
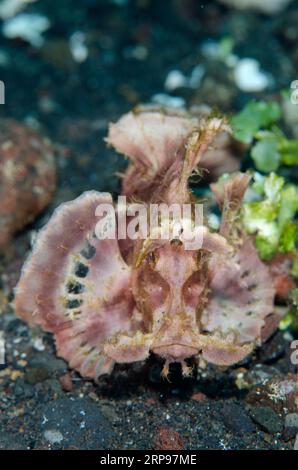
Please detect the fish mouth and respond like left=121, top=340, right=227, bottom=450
left=152, top=343, right=198, bottom=360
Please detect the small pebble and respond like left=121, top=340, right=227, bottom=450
left=151, top=93, right=185, bottom=108
left=249, top=406, right=283, bottom=434
left=2, top=13, right=50, bottom=48
left=69, top=31, right=88, bottom=63
left=59, top=373, right=73, bottom=392
left=285, top=413, right=298, bottom=430
left=164, top=70, right=188, bottom=91
left=191, top=392, right=206, bottom=402
left=33, top=338, right=45, bottom=352
left=234, top=58, right=271, bottom=92
left=44, top=430, right=64, bottom=444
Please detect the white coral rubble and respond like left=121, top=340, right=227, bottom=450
left=218, top=0, right=293, bottom=15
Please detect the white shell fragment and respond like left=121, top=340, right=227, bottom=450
left=164, top=66, right=205, bottom=92
left=2, top=13, right=50, bottom=47
left=151, top=93, right=185, bottom=108
left=0, top=0, right=37, bottom=20
left=164, top=70, right=188, bottom=91
left=234, top=58, right=271, bottom=92
left=69, top=31, right=88, bottom=63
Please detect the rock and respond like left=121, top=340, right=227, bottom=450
left=25, top=352, right=67, bottom=384
left=39, top=397, right=114, bottom=449
left=41, top=378, right=63, bottom=395
left=283, top=426, right=297, bottom=441
left=249, top=406, right=283, bottom=434
left=285, top=413, right=298, bottom=429
left=294, top=434, right=298, bottom=450
left=44, top=429, right=64, bottom=444
left=221, top=402, right=255, bottom=435
left=99, top=403, right=119, bottom=424
left=236, top=364, right=282, bottom=390
left=153, top=427, right=184, bottom=451
left=234, top=58, right=270, bottom=93
left=24, top=365, right=50, bottom=385
left=246, top=374, right=298, bottom=413
left=0, top=431, right=26, bottom=450
left=13, top=377, right=35, bottom=398
left=0, top=119, right=56, bottom=251
left=191, top=392, right=206, bottom=402
left=283, top=413, right=298, bottom=441
left=258, top=331, right=288, bottom=364
left=59, top=373, right=73, bottom=392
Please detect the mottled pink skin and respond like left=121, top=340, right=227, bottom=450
left=15, top=109, right=277, bottom=379
left=107, top=108, right=240, bottom=200
left=15, top=192, right=136, bottom=377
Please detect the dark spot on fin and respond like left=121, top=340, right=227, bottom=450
left=67, top=280, right=85, bottom=294
left=241, top=270, right=250, bottom=279
left=81, top=241, right=96, bottom=260
left=65, top=298, right=83, bottom=309
left=74, top=262, right=89, bottom=278
left=248, top=284, right=257, bottom=291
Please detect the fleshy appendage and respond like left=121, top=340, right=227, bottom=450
left=210, top=171, right=252, bottom=240
left=199, top=173, right=277, bottom=366
left=201, top=238, right=276, bottom=365
left=107, top=108, right=239, bottom=200
left=14, top=191, right=140, bottom=379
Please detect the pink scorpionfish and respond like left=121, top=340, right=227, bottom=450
left=15, top=108, right=280, bottom=379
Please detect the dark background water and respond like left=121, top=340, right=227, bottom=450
left=0, top=0, right=297, bottom=451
